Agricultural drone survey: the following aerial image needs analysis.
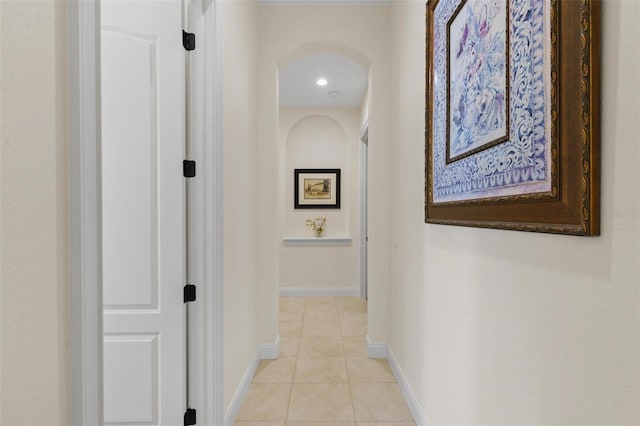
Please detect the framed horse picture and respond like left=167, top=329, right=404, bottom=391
left=294, top=169, right=341, bottom=209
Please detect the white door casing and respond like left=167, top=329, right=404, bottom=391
left=101, top=1, right=186, bottom=424
left=360, top=124, right=369, bottom=300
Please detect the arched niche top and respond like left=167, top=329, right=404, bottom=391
left=286, top=114, right=348, bottom=146
left=278, top=41, right=371, bottom=71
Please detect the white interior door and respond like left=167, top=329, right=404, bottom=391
left=101, top=1, right=186, bottom=424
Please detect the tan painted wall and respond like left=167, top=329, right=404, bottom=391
left=388, top=0, right=640, bottom=423
left=0, top=1, right=69, bottom=424
left=221, top=0, right=260, bottom=413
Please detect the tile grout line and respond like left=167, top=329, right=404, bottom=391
left=284, top=296, right=304, bottom=425
left=346, top=337, right=358, bottom=424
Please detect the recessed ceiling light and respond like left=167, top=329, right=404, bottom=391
left=329, top=91, right=341, bottom=97
left=316, top=78, right=328, bottom=87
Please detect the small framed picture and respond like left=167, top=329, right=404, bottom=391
left=294, top=169, right=341, bottom=209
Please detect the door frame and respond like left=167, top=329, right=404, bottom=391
left=69, top=1, right=102, bottom=424
left=359, top=122, right=369, bottom=300
left=68, top=1, right=224, bottom=424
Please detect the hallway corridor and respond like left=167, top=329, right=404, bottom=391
left=234, top=296, right=415, bottom=425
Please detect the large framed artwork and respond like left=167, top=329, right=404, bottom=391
left=294, top=169, right=341, bottom=209
left=425, top=0, right=601, bottom=235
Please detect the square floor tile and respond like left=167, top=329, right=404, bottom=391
left=280, top=297, right=306, bottom=322
left=351, top=383, right=413, bottom=422
left=279, top=336, right=300, bottom=358
left=288, top=383, right=355, bottom=422
left=280, top=307, right=305, bottom=323
left=304, top=306, right=339, bottom=323
left=287, top=423, right=355, bottom=426
left=301, top=320, right=341, bottom=337
left=294, top=356, right=348, bottom=383
left=280, top=297, right=306, bottom=310
left=299, top=336, right=343, bottom=357
left=338, top=311, right=367, bottom=323
left=253, top=357, right=296, bottom=383
left=234, top=423, right=285, bottom=426
left=236, top=383, right=291, bottom=422
left=280, top=322, right=302, bottom=337
left=356, top=423, right=415, bottom=426
left=336, top=297, right=367, bottom=314
left=346, top=357, right=395, bottom=382
left=342, top=337, right=367, bottom=356
left=305, top=297, right=336, bottom=308
left=339, top=318, right=367, bottom=336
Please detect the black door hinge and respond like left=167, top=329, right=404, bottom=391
left=184, top=408, right=196, bottom=426
left=183, top=30, right=196, bottom=51
left=183, top=160, right=196, bottom=178
left=184, top=284, right=196, bottom=303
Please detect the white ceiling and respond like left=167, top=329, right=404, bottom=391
left=279, top=53, right=369, bottom=108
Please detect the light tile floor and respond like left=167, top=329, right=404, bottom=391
left=234, top=296, right=416, bottom=426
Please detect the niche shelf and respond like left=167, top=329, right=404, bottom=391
left=282, top=237, right=352, bottom=246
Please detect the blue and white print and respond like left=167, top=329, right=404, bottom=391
left=449, top=0, right=508, bottom=158
left=433, top=0, right=552, bottom=203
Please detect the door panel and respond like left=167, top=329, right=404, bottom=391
left=101, top=1, right=185, bottom=424
left=102, top=28, right=158, bottom=310
left=103, top=334, right=159, bottom=423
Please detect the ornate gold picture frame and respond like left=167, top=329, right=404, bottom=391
left=425, top=0, right=600, bottom=235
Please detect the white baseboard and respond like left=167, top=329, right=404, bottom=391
left=224, top=337, right=281, bottom=425
left=386, top=346, right=428, bottom=426
left=366, top=334, right=388, bottom=359
left=280, top=287, right=359, bottom=297
left=259, top=335, right=280, bottom=359
left=224, top=355, right=260, bottom=426
left=365, top=336, right=428, bottom=426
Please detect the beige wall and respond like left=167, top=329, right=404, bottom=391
left=0, top=1, right=69, bottom=425
left=257, top=3, right=391, bottom=346
left=221, top=0, right=260, bottom=413
left=280, top=107, right=361, bottom=291
left=2, top=1, right=636, bottom=424
left=388, top=0, right=640, bottom=424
